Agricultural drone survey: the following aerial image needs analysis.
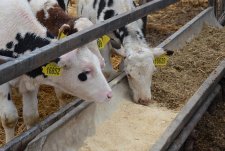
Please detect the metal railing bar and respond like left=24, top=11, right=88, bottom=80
left=0, top=0, right=178, bottom=85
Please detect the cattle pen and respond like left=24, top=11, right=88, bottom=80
left=0, top=0, right=225, bottom=151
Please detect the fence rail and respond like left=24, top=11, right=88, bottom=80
left=0, top=0, right=178, bottom=85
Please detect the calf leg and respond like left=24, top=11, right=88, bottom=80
left=22, top=88, right=39, bottom=129
left=54, top=87, right=66, bottom=108
left=0, top=83, right=18, bottom=142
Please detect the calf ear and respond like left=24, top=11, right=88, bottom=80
left=152, top=47, right=165, bottom=57
left=164, top=49, right=174, bottom=56
left=152, top=47, right=174, bottom=57
left=58, top=51, right=75, bottom=69
left=110, top=39, right=121, bottom=49
left=110, top=39, right=127, bottom=57
left=58, top=24, right=71, bottom=39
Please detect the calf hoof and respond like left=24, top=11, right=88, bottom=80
left=1, top=113, right=18, bottom=143
left=24, top=114, right=39, bottom=129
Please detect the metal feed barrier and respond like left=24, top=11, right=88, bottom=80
left=0, top=0, right=179, bottom=150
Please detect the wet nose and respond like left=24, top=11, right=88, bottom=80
left=138, top=99, right=150, bottom=106
left=107, top=91, right=112, bottom=99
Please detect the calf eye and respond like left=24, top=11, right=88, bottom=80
left=78, top=71, right=90, bottom=82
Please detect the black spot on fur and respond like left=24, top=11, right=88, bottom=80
left=108, top=0, right=113, bottom=7
left=56, top=0, right=66, bottom=11
left=16, top=33, right=22, bottom=41
left=136, top=31, right=143, bottom=40
left=7, top=93, right=11, bottom=100
left=133, top=1, right=137, bottom=7
left=47, top=31, right=55, bottom=39
left=1, top=33, right=51, bottom=58
left=97, top=0, right=106, bottom=19
left=14, top=33, right=50, bottom=54
left=104, top=9, right=115, bottom=20
left=6, top=41, right=14, bottom=49
left=0, top=50, right=14, bottom=58
left=113, top=26, right=129, bottom=43
left=93, top=0, right=98, bottom=9
left=0, top=32, right=61, bottom=78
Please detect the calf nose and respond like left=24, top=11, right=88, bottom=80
left=107, top=91, right=112, bottom=99
left=138, top=99, right=150, bottom=106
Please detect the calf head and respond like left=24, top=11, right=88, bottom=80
left=48, top=46, right=112, bottom=102
left=124, top=47, right=168, bottom=105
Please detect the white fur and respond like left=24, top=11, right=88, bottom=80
left=74, top=18, right=105, bottom=68
left=77, top=0, right=166, bottom=105
left=0, top=0, right=111, bottom=142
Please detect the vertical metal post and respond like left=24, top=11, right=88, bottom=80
left=208, top=0, right=214, bottom=6
left=139, top=0, right=153, bottom=36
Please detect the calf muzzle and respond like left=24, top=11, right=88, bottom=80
left=138, top=98, right=151, bottom=106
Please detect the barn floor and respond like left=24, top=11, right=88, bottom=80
left=0, top=0, right=208, bottom=147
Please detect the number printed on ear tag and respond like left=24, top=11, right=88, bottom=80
left=97, top=35, right=110, bottom=49
left=42, top=63, right=62, bottom=76
left=153, top=55, right=169, bottom=66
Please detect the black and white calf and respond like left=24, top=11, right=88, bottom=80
left=0, top=0, right=112, bottom=142
left=28, top=0, right=106, bottom=106
left=77, top=0, right=173, bottom=105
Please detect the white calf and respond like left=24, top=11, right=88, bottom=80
left=77, top=0, right=173, bottom=105
left=0, top=0, right=111, bottom=142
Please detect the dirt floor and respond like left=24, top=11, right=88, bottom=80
left=0, top=0, right=212, bottom=148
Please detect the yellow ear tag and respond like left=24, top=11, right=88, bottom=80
left=58, top=32, right=67, bottom=40
left=154, top=55, right=169, bottom=66
left=97, top=35, right=110, bottom=49
left=42, top=63, right=62, bottom=76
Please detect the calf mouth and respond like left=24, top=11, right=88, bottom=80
left=138, top=98, right=151, bottom=106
